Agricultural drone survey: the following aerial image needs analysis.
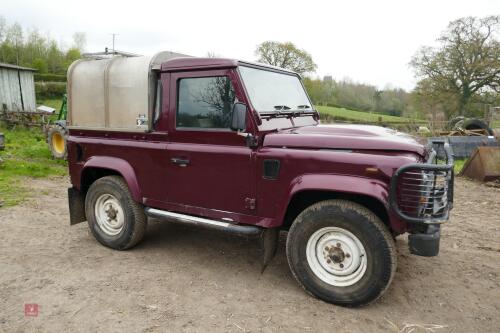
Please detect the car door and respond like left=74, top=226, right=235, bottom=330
left=164, top=69, right=257, bottom=221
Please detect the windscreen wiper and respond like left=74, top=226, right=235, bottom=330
left=259, top=109, right=317, bottom=119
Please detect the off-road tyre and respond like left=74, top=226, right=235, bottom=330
left=447, top=116, right=465, bottom=130
left=286, top=199, right=397, bottom=307
left=454, top=118, right=493, bottom=135
left=85, top=176, right=147, bottom=250
left=47, top=124, right=68, bottom=159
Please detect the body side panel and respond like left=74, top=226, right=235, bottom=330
left=254, top=147, right=417, bottom=231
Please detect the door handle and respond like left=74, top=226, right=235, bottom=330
left=171, top=158, right=190, bottom=167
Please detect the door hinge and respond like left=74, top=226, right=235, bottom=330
left=245, top=197, right=256, bottom=210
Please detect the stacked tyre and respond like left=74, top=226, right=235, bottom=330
left=449, top=117, right=493, bottom=135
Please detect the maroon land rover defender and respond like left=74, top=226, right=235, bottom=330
left=66, top=51, right=454, bottom=306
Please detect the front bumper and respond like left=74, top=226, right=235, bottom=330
left=389, top=139, right=454, bottom=256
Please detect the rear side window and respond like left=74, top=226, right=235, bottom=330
left=176, top=76, right=235, bottom=129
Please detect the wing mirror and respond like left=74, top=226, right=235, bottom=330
left=230, top=102, right=247, bottom=132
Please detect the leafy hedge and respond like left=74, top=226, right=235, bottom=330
left=35, top=82, right=67, bottom=99
left=34, top=73, right=67, bottom=82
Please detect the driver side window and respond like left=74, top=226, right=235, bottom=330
left=176, top=76, right=235, bottom=129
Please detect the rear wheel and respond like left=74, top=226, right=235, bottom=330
left=47, top=125, right=67, bottom=159
left=286, top=200, right=396, bottom=307
left=85, top=176, right=147, bottom=250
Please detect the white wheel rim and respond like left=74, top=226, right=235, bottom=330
left=95, top=194, right=125, bottom=236
left=306, top=227, right=367, bottom=287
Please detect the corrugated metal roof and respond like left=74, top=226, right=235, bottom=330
left=0, top=62, right=37, bottom=71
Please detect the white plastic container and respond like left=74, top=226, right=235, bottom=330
left=67, top=51, right=187, bottom=131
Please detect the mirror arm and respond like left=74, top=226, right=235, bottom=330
left=236, top=131, right=248, bottom=137
left=236, top=131, right=258, bottom=148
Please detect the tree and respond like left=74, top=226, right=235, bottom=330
left=255, top=41, right=317, bottom=75
left=32, top=57, right=48, bottom=73
left=0, top=16, right=7, bottom=62
left=72, top=32, right=86, bottom=52
left=6, top=22, right=23, bottom=65
left=0, top=18, right=84, bottom=74
left=0, top=16, right=6, bottom=43
left=26, top=29, right=46, bottom=64
left=303, top=77, right=333, bottom=105
left=411, top=15, right=500, bottom=116
left=64, top=48, right=81, bottom=69
left=47, top=40, right=63, bottom=73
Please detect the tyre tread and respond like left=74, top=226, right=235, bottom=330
left=286, top=199, right=397, bottom=306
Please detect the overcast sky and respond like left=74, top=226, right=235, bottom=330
left=2, top=0, right=498, bottom=90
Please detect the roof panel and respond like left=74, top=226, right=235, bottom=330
left=0, top=63, right=37, bottom=71
left=160, top=57, right=297, bottom=75
left=161, top=58, right=239, bottom=72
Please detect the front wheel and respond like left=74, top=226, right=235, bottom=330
left=286, top=200, right=397, bottom=307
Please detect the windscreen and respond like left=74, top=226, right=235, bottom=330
left=238, top=66, right=312, bottom=113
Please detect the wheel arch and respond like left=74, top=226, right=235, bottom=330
left=80, top=157, right=142, bottom=202
left=279, top=174, right=401, bottom=233
left=282, top=190, right=390, bottom=230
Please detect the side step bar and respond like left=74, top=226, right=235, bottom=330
left=145, top=208, right=262, bottom=236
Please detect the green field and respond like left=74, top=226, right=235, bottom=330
left=317, top=105, right=422, bottom=123
left=37, top=98, right=63, bottom=111
left=37, top=98, right=64, bottom=122
left=0, top=127, right=67, bottom=207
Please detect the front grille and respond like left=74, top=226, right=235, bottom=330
left=396, top=168, right=452, bottom=222
left=390, top=140, right=454, bottom=224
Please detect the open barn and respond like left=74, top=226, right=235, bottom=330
left=0, top=63, right=36, bottom=112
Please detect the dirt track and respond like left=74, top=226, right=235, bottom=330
left=0, top=177, right=499, bottom=332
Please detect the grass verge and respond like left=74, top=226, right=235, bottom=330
left=0, top=126, right=67, bottom=207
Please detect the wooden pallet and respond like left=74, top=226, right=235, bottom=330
left=437, top=128, right=489, bottom=136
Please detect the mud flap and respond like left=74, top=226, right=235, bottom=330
left=408, top=225, right=440, bottom=257
left=260, top=228, right=280, bottom=273
left=68, top=187, right=86, bottom=225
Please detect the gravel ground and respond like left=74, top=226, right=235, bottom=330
left=0, top=177, right=499, bottom=333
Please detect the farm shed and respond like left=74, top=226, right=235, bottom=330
left=0, top=63, right=37, bottom=112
